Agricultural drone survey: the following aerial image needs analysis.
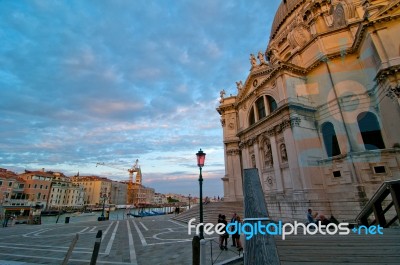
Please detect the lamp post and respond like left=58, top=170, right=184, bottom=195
left=196, top=149, right=206, bottom=239
left=99, top=193, right=107, bottom=221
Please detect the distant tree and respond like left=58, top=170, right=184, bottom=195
left=167, top=196, right=179, bottom=203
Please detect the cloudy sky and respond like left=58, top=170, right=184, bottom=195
left=0, top=0, right=280, bottom=197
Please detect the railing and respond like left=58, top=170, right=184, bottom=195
left=2, top=199, right=30, bottom=206
left=356, top=179, right=400, bottom=227
left=201, top=238, right=242, bottom=265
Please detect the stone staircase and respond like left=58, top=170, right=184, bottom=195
left=277, top=228, right=400, bottom=264
left=173, top=201, right=244, bottom=224
left=171, top=201, right=400, bottom=264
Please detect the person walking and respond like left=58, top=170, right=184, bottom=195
left=218, top=215, right=228, bottom=250
left=234, top=216, right=243, bottom=252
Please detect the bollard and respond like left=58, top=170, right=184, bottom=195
left=200, top=239, right=207, bottom=265
left=192, top=236, right=200, bottom=265
left=90, top=230, right=102, bottom=265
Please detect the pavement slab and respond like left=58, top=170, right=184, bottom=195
left=0, top=214, right=242, bottom=265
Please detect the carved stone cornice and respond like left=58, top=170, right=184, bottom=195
left=255, top=62, right=307, bottom=91
left=238, top=137, right=258, bottom=149
left=387, top=85, right=400, bottom=100
left=238, top=116, right=301, bottom=148
left=216, top=104, right=236, bottom=115
left=237, top=101, right=311, bottom=137
left=226, top=149, right=240, bottom=156
left=376, top=65, right=400, bottom=101
left=264, top=117, right=301, bottom=137
left=376, top=65, right=400, bottom=83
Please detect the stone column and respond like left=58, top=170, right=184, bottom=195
left=283, top=128, right=304, bottom=191
left=253, top=139, right=266, bottom=192
left=226, top=148, right=243, bottom=201
left=270, top=135, right=284, bottom=192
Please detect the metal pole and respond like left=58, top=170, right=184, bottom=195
left=200, top=239, right=207, bottom=265
left=101, top=196, right=105, bottom=218
left=199, top=167, right=204, bottom=239
left=192, top=235, right=200, bottom=265
left=90, top=230, right=102, bottom=265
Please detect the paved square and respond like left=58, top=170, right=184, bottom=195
left=0, top=215, right=241, bottom=265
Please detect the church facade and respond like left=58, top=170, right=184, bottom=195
left=217, top=0, right=400, bottom=222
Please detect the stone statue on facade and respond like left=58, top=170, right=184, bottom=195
left=250, top=54, right=257, bottom=67
left=324, top=4, right=335, bottom=27
left=219, top=89, right=226, bottom=103
left=236, top=80, right=243, bottom=93
left=280, top=143, right=288, bottom=162
left=258, top=51, right=266, bottom=65
left=251, top=154, right=256, bottom=168
left=333, top=3, right=346, bottom=28
left=264, top=141, right=273, bottom=168
left=220, top=118, right=225, bottom=127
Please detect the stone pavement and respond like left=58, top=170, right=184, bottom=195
left=0, top=214, right=242, bottom=265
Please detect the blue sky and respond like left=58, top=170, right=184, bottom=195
left=0, top=0, right=280, bottom=197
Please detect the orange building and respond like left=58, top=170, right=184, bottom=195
left=71, top=175, right=112, bottom=207
left=18, top=169, right=53, bottom=209
left=0, top=168, right=19, bottom=204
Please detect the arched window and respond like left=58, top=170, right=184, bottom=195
left=267, top=96, right=277, bottom=113
left=357, top=112, right=385, bottom=150
left=249, top=107, right=255, bottom=125
left=321, top=122, right=341, bottom=157
left=256, top=97, right=266, bottom=119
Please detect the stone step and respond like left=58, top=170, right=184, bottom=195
left=172, top=201, right=244, bottom=224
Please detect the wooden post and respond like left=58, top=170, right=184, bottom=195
left=62, top=233, right=79, bottom=265
left=373, top=201, right=387, bottom=227
left=389, top=184, right=400, bottom=224
left=90, top=230, right=102, bottom=265
left=192, top=235, right=200, bottom=265
left=243, top=168, right=280, bottom=265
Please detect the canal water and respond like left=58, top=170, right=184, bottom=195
left=41, top=206, right=180, bottom=224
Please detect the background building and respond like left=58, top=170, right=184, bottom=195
left=71, top=176, right=111, bottom=207
left=218, top=0, right=400, bottom=222
left=133, top=183, right=155, bottom=206
left=153, top=193, right=168, bottom=205
left=48, top=172, right=84, bottom=209
left=18, top=169, right=53, bottom=209
left=110, top=181, right=128, bottom=206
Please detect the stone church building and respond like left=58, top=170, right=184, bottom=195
left=217, top=0, right=400, bottom=222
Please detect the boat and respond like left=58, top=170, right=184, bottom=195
left=72, top=211, right=96, bottom=217
left=127, top=210, right=166, bottom=217
left=127, top=213, right=143, bottom=218
left=41, top=210, right=61, bottom=216
left=152, top=210, right=166, bottom=215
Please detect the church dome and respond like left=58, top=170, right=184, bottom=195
left=270, top=0, right=304, bottom=40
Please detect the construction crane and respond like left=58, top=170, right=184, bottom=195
left=96, top=159, right=141, bottom=204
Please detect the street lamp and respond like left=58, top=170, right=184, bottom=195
left=196, top=148, right=206, bottom=239
left=99, top=193, right=107, bottom=221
